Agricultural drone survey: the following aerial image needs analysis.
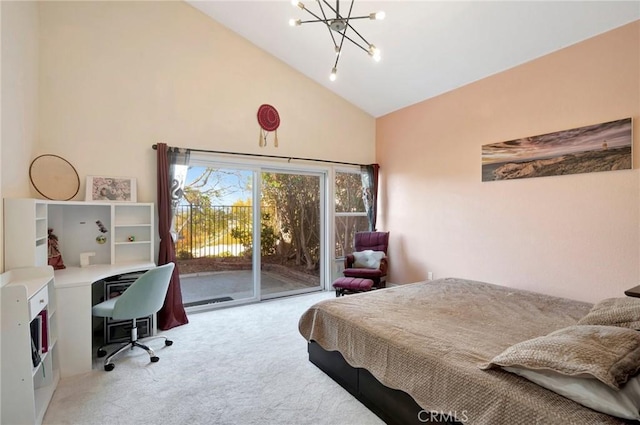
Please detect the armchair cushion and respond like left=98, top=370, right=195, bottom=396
left=352, top=250, right=386, bottom=269
left=343, top=268, right=384, bottom=279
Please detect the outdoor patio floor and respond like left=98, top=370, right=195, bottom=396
left=180, top=270, right=320, bottom=306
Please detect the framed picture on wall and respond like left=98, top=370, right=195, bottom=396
left=481, top=117, right=632, bottom=182
left=85, top=176, right=137, bottom=202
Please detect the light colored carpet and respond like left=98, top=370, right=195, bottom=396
left=43, top=291, right=384, bottom=425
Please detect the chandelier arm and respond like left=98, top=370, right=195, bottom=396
left=334, top=0, right=355, bottom=57
left=325, top=23, right=340, bottom=50
left=335, top=28, right=347, bottom=60
left=320, top=0, right=338, bottom=18
left=300, top=6, right=329, bottom=24
left=315, top=0, right=371, bottom=21
left=344, top=22, right=371, bottom=48
left=341, top=0, right=373, bottom=51
left=298, top=14, right=370, bottom=26
left=299, top=18, right=332, bottom=24
left=346, top=0, right=355, bottom=18
left=316, top=0, right=331, bottom=22
left=344, top=0, right=372, bottom=49
left=338, top=15, right=370, bottom=20
left=318, top=0, right=371, bottom=21
left=316, top=0, right=340, bottom=50
left=339, top=33, right=371, bottom=53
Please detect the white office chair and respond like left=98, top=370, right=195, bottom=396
left=92, top=262, right=176, bottom=371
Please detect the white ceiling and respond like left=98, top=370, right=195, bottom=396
left=186, top=1, right=640, bottom=117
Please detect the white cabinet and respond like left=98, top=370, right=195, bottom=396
left=1, top=266, right=59, bottom=425
left=3, top=199, right=155, bottom=269
left=3, top=199, right=49, bottom=270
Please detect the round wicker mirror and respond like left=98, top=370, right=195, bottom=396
left=29, top=154, right=80, bottom=200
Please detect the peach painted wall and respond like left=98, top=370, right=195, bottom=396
left=32, top=1, right=373, bottom=203
left=376, top=21, right=640, bottom=303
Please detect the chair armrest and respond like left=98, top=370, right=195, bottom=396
left=379, top=257, right=388, bottom=275
left=344, top=254, right=388, bottom=273
left=344, top=254, right=356, bottom=269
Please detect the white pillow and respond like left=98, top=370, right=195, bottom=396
left=352, top=250, right=385, bottom=269
left=503, top=366, right=640, bottom=420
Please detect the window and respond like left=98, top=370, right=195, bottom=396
left=334, top=170, right=369, bottom=258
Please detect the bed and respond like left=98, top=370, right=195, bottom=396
left=298, top=278, right=640, bottom=425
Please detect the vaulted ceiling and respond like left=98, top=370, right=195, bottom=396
left=187, top=1, right=639, bottom=117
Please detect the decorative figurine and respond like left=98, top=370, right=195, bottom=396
left=48, top=228, right=66, bottom=270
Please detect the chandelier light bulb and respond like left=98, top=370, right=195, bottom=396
left=289, top=18, right=301, bottom=26
left=292, top=0, right=305, bottom=10
left=370, top=11, right=386, bottom=20
left=335, top=46, right=341, bottom=56
left=330, top=68, right=337, bottom=81
left=368, top=45, right=381, bottom=62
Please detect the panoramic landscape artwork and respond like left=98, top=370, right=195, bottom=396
left=482, top=117, right=632, bottom=181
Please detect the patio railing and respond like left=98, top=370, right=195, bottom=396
left=174, top=205, right=274, bottom=259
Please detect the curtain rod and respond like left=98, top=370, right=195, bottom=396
left=151, top=144, right=365, bottom=167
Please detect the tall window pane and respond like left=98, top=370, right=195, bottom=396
left=335, top=171, right=368, bottom=257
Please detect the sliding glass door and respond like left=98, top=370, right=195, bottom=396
left=175, top=158, right=324, bottom=310
left=176, top=166, right=258, bottom=309
left=260, top=170, right=323, bottom=299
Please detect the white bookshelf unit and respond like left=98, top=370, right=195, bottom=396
left=4, top=199, right=155, bottom=269
left=3, top=199, right=156, bottom=379
left=1, top=266, right=59, bottom=425
left=3, top=199, right=49, bottom=270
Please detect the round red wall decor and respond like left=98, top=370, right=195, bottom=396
left=257, top=104, right=280, bottom=147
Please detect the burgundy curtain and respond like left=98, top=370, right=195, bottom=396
left=156, top=142, right=189, bottom=330
left=361, top=164, right=380, bottom=231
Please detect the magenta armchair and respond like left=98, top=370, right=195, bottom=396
left=343, top=231, right=389, bottom=288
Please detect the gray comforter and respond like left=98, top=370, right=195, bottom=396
left=298, top=278, right=632, bottom=424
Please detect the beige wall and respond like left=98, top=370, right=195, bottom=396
left=1, top=0, right=40, bottom=270
left=377, top=21, right=640, bottom=303
left=32, top=1, right=374, bottom=204
left=0, top=0, right=40, bottom=415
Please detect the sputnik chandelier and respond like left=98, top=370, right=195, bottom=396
left=289, top=0, right=385, bottom=81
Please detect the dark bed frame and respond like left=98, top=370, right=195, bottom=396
left=308, top=341, right=462, bottom=425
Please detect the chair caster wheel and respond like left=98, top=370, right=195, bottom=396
left=151, top=356, right=160, bottom=363
left=165, top=340, right=173, bottom=346
left=97, top=349, right=107, bottom=358
left=104, top=363, right=115, bottom=371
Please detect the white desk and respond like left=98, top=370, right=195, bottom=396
left=54, top=261, right=155, bottom=378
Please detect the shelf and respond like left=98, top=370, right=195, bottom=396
left=33, top=366, right=59, bottom=425
left=49, top=336, right=58, bottom=350
left=1, top=266, right=58, bottom=425
left=113, top=204, right=154, bottom=226
left=31, top=352, right=48, bottom=378
left=6, top=199, right=154, bottom=269
left=35, top=203, right=47, bottom=220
